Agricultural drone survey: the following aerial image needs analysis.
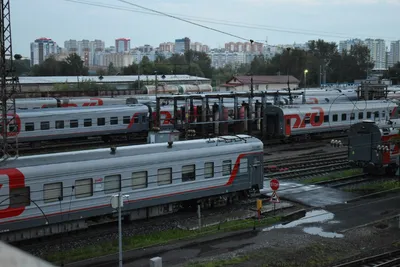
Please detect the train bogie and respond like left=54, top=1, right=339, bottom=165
left=0, top=135, right=264, bottom=242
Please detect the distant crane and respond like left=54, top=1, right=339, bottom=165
left=0, top=0, right=20, bottom=160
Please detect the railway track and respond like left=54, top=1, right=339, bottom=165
left=314, top=174, right=372, bottom=188
left=267, top=162, right=351, bottom=180
left=265, top=150, right=347, bottom=167
left=333, top=249, right=400, bottom=267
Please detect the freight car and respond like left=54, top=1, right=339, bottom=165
left=0, top=134, right=264, bottom=242
left=347, top=120, right=400, bottom=175
left=264, top=101, right=399, bottom=140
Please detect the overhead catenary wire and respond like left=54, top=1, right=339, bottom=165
left=62, top=0, right=400, bottom=42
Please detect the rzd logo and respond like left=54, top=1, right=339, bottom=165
left=284, top=107, right=324, bottom=129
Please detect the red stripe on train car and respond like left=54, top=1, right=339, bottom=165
left=0, top=169, right=26, bottom=219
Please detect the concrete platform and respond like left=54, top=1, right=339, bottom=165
left=177, top=201, right=294, bottom=230
left=261, top=180, right=357, bottom=207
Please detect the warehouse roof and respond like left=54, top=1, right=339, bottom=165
left=18, top=75, right=210, bottom=84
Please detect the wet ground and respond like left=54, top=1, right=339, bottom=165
left=66, top=194, right=400, bottom=267
left=261, top=180, right=356, bottom=207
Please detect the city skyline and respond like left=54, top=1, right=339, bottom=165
left=12, top=0, right=398, bottom=57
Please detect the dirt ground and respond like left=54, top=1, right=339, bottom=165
left=181, top=218, right=400, bottom=267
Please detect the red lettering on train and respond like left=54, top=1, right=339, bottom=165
left=0, top=169, right=26, bottom=219
left=82, top=98, right=104, bottom=107
left=306, top=97, right=319, bottom=104
left=61, top=103, right=78, bottom=108
left=284, top=107, right=325, bottom=130
left=151, top=111, right=173, bottom=126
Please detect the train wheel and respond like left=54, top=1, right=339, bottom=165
left=102, top=136, right=111, bottom=143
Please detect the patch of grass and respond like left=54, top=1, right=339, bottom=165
left=344, top=180, right=400, bottom=194
left=302, top=169, right=363, bottom=184
left=46, top=216, right=281, bottom=265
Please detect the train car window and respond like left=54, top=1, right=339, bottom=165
left=333, top=114, right=338, bottom=122
left=382, top=111, right=386, bottom=118
left=374, top=111, right=380, bottom=118
left=9, top=123, right=17, bottom=132
left=341, top=114, right=347, bottom=121
left=324, top=115, right=329, bottom=122
left=222, top=160, right=232, bottom=176
left=104, top=174, right=121, bottom=194
left=358, top=113, right=364, bottom=119
left=240, top=158, right=248, bottom=173
left=132, top=171, right=148, bottom=189
left=141, top=116, right=146, bottom=123
left=204, top=162, right=214, bottom=178
left=84, top=119, right=92, bottom=127
left=110, top=117, right=118, bottom=125
left=157, top=168, right=172, bottom=186
left=97, top=118, right=105, bottom=126
left=182, top=165, right=196, bottom=182
left=313, top=116, right=320, bottom=123
left=56, top=120, right=64, bottom=129
left=10, top=187, right=30, bottom=208
left=75, top=179, right=93, bottom=199
left=304, top=116, right=310, bottom=124
left=43, top=182, right=63, bottom=203
left=70, top=120, right=78, bottom=128
left=134, top=116, right=139, bottom=123
left=350, top=113, right=355, bottom=120
left=41, top=121, right=50, bottom=130
left=367, top=112, right=372, bottom=119
left=123, top=116, right=131, bottom=124
left=25, top=122, right=34, bottom=131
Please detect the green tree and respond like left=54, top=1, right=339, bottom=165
left=107, top=62, right=118, bottom=75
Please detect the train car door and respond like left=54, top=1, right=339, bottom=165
left=249, top=155, right=263, bottom=189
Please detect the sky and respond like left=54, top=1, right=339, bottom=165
left=11, top=0, right=400, bottom=57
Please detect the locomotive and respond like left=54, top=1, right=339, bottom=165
left=347, top=120, right=400, bottom=175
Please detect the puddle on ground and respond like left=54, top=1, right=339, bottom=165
left=263, top=209, right=337, bottom=231
left=303, top=227, right=344, bottom=238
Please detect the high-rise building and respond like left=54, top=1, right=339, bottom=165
left=174, top=37, right=190, bottom=53
left=338, top=39, right=363, bottom=53
left=64, top=39, right=105, bottom=66
left=159, top=42, right=175, bottom=52
left=389, top=41, right=400, bottom=67
left=224, top=41, right=263, bottom=53
left=364, top=39, right=386, bottom=69
left=115, top=38, right=131, bottom=53
left=30, top=37, right=59, bottom=66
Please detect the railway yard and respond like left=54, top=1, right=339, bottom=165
left=0, top=91, right=399, bottom=267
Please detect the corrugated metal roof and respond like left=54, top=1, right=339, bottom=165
left=19, top=75, right=210, bottom=84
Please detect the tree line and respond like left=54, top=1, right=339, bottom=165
left=16, top=39, right=400, bottom=87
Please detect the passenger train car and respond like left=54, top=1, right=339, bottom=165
left=264, top=101, right=399, bottom=140
left=8, top=97, right=138, bottom=110
left=1, top=104, right=175, bottom=144
left=0, top=135, right=264, bottom=242
left=347, top=120, right=400, bottom=175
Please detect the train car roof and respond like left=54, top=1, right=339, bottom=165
left=0, top=135, right=262, bottom=168
left=14, top=104, right=149, bottom=117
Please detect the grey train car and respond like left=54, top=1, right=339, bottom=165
left=347, top=120, right=400, bottom=175
left=0, top=134, right=264, bottom=242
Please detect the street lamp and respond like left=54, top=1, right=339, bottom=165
left=111, top=192, right=129, bottom=267
left=304, top=69, right=308, bottom=103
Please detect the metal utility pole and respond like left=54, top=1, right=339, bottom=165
left=0, top=0, right=20, bottom=160
left=111, top=192, right=129, bottom=267
left=250, top=74, right=254, bottom=98
left=286, top=47, right=293, bottom=104
left=154, top=70, right=158, bottom=97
